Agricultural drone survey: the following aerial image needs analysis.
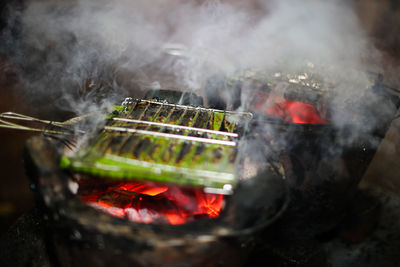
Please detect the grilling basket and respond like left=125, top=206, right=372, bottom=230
left=1, top=67, right=399, bottom=266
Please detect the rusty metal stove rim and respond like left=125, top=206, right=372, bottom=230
left=245, top=113, right=391, bottom=137
left=58, top=188, right=290, bottom=244
left=47, top=189, right=289, bottom=250
left=216, top=189, right=290, bottom=238
left=61, top=169, right=290, bottom=236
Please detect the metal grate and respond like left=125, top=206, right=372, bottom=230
left=61, top=98, right=253, bottom=195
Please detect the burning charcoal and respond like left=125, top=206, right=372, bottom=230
left=125, top=208, right=164, bottom=224
left=74, top=176, right=227, bottom=225
left=130, top=193, right=179, bottom=214
left=97, top=189, right=132, bottom=209
left=88, top=203, right=126, bottom=218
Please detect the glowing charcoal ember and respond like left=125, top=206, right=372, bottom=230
left=195, top=191, right=224, bottom=218
left=78, top=179, right=225, bottom=225
left=264, top=97, right=327, bottom=124
left=88, top=203, right=126, bottom=218
left=165, top=213, right=186, bottom=225
left=251, top=92, right=327, bottom=124
left=133, top=185, right=168, bottom=196
left=284, top=101, right=327, bottom=124
left=125, top=208, right=162, bottom=224
left=97, top=190, right=132, bottom=208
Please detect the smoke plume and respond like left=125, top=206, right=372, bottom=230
left=0, top=0, right=381, bottom=108
left=0, top=0, right=397, bottom=147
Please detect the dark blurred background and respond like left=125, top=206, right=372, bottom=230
left=0, top=0, right=400, bottom=234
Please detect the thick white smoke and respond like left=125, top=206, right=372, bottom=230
left=1, top=0, right=397, bottom=150
left=1, top=0, right=381, bottom=107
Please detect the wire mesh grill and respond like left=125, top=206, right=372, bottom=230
left=62, top=98, right=253, bottom=194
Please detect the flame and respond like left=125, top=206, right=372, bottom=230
left=251, top=92, right=328, bottom=124
left=78, top=181, right=225, bottom=225
left=118, top=183, right=168, bottom=196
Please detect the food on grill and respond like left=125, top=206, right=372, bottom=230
left=60, top=98, right=253, bottom=195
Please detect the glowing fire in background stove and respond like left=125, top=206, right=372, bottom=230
left=251, top=92, right=328, bottom=124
